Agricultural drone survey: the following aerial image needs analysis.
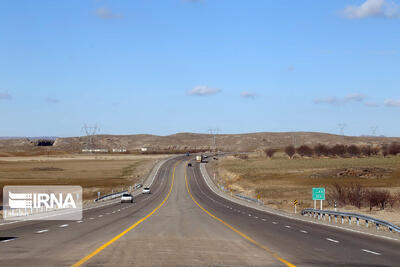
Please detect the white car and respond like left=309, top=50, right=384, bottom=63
left=121, top=193, right=133, bottom=203
left=142, top=187, right=151, bottom=194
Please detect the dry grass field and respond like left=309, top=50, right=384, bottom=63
left=0, top=154, right=167, bottom=205
left=212, top=153, right=400, bottom=224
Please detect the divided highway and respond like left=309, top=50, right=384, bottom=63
left=0, top=156, right=399, bottom=266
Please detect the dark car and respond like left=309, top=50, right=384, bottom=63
left=188, top=163, right=192, bottom=167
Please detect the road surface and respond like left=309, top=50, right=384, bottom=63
left=0, top=156, right=399, bottom=266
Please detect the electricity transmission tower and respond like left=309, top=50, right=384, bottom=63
left=208, top=128, right=220, bottom=152
left=370, top=126, right=378, bottom=136
left=82, top=124, right=99, bottom=149
left=338, top=123, right=346, bottom=136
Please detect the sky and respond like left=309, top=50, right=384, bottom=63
left=1, top=0, right=400, bottom=137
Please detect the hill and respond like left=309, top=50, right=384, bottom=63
left=1, top=132, right=400, bottom=155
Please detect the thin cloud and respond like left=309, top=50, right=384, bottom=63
left=240, top=91, right=257, bottom=99
left=384, top=99, right=400, bottom=107
left=313, top=93, right=366, bottom=106
left=340, top=0, right=399, bottom=19
left=0, top=91, right=12, bottom=100
left=95, top=7, right=124, bottom=19
left=287, top=66, right=295, bottom=72
left=365, top=101, right=380, bottom=107
left=187, top=85, right=221, bottom=96
left=46, top=97, right=60, bottom=104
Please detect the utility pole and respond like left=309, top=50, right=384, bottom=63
left=208, top=128, right=220, bottom=152
left=82, top=124, right=99, bottom=150
left=338, top=123, right=346, bottom=136
left=370, top=126, right=378, bottom=136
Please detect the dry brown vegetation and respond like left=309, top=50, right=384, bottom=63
left=212, top=153, right=400, bottom=224
left=0, top=154, right=165, bottom=205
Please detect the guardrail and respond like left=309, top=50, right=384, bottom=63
left=235, top=194, right=261, bottom=204
left=301, top=208, right=400, bottom=233
left=95, top=191, right=128, bottom=202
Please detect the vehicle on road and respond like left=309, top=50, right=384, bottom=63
left=142, top=187, right=151, bottom=194
left=188, top=163, right=192, bottom=167
left=186, top=152, right=190, bottom=156
left=121, top=193, right=133, bottom=203
left=196, top=155, right=203, bottom=162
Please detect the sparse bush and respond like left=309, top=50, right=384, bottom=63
left=314, top=144, right=330, bottom=157
left=330, top=183, right=348, bottom=206
left=264, top=148, right=277, bottom=158
left=382, top=144, right=389, bottom=157
left=285, top=145, right=296, bottom=159
left=360, top=146, right=373, bottom=157
left=347, top=183, right=365, bottom=208
left=347, top=145, right=361, bottom=157
left=330, top=144, right=346, bottom=157
left=364, top=189, right=391, bottom=210
left=388, top=142, right=400, bottom=156
left=297, top=145, right=313, bottom=157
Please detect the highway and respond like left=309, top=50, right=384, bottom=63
left=1, top=156, right=400, bottom=266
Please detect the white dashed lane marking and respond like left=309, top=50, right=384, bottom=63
left=300, top=230, right=308, bottom=234
left=36, top=229, right=49, bottom=234
left=59, top=224, right=69, bottom=228
left=98, top=215, right=103, bottom=217
left=326, top=238, right=340, bottom=243
left=285, top=225, right=291, bottom=229
left=76, top=220, right=83, bottom=223
left=1, top=238, right=16, bottom=243
left=262, top=219, right=267, bottom=221
left=272, top=222, right=278, bottom=224
left=362, top=249, right=381, bottom=256
left=90, top=217, right=94, bottom=220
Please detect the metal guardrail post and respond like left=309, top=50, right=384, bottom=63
left=341, top=216, right=344, bottom=224
left=366, top=220, right=369, bottom=228
left=357, top=218, right=359, bottom=226
left=349, top=216, right=351, bottom=225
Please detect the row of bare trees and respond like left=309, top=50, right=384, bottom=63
left=264, top=143, right=400, bottom=159
left=329, top=183, right=400, bottom=211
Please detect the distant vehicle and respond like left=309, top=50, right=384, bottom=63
left=196, top=155, right=203, bottom=162
left=142, top=187, right=151, bottom=194
left=188, top=163, right=192, bottom=167
left=213, top=157, right=218, bottom=160
left=121, top=193, right=133, bottom=203
left=186, top=152, right=190, bottom=156
left=203, top=155, right=208, bottom=158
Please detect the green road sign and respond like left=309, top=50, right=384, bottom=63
left=312, top=188, right=325, bottom=200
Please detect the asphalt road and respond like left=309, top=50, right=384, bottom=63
left=0, top=156, right=399, bottom=266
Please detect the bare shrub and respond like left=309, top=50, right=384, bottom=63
left=347, top=145, right=361, bottom=157
left=347, top=183, right=365, bottom=208
left=314, top=144, right=329, bottom=157
left=297, top=145, right=313, bottom=157
left=364, top=189, right=391, bottom=210
left=388, top=142, right=400, bottom=156
left=330, top=144, right=346, bottom=157
left=381, top=144, right=389, bottom=157
left=360, top=146, right=373, bottom=157
left=264, top=148, right=277, bottom=158
left=330, top=183, right=348, bottom=206
left=285, top=145, right=296, bottom=159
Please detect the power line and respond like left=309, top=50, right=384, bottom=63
left=82, top=124, right=99, bottom=149
left=208, top=128, right=220, bottom=152
left=338, top=123, right=346, bottom=136
left=370, top=126, right=378, bottom=136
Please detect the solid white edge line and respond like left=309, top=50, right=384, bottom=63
left=199, top=163, right=400, bottom=243
left=301, top=230, right=308, bottom=234
left=36, top=229, right=48, bottom=234
left=59, top=224, right=69, bottom=228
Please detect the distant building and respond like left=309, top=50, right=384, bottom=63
left=82, top=149, right=109, bottom=153
left=112, top=148, right=127, bottom=153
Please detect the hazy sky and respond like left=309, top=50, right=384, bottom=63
left=1, top=0, right=400, bottom=137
